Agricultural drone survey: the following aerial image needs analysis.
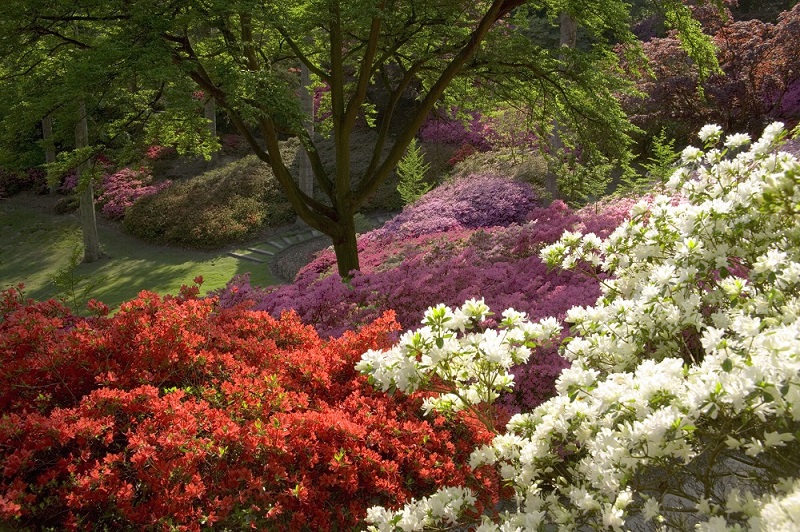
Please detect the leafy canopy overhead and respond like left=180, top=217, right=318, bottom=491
left=0, top=0, right=721, bottom=276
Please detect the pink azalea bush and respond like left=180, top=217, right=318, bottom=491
left=97, top=167, right=172, bottom=220
left=419, top=111, right=493, bottom=151
left=215, top=182, right=640, bottom=411
left=419, top=109, right=539, bottom=157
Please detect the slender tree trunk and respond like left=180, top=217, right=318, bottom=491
left=204, top=96, right=218, bottom=165
left=42, top=115, right=57, bottom=195
left=559, top=12, right=577, bottom=51
left=545, top=12, right=578, bottom=201
left=298, top=62, right=315, bottom=199
left=76, top=102, right=102, bottom=263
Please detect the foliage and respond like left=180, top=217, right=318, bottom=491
left=0, top=286, right=498, bottom=530
left=53, top=196, right=79, bottom=215
left=50, top=246, right=107, bottom=313
left=623, top=3, right=800, bottom=145
left=418, top=111, right=494, bottom=151
left=1, top=0, right=721, bottom=277
left=123, top=155, right=294, bottom=249
left=0, top=168, right=47, bottom=199
left=96, top=167, right=171, bottom=220
left=544, top=146, right=616, bottom=205
left=641, top=127, right=680, bottom=183
left=396, top=139, right=432, bottom=206
left=362, top=122, right=800, bottom=530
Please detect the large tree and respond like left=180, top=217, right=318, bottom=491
left=1, top=0, right=719, bottom=277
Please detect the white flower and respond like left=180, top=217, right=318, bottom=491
left=762, top=121, right=785, bottom=143
left=360, top=122, right=800, bottom=531
left=682, top=145, right=704, bottom=164
left=698, top=124, right=723, bottom=143
left=642, top=497, right=661, bottom=522
left=759, top=478, right=800, bottom=532
left=696, top=515, right=732, bottom=532
left=724, top=132, right=750, bottom=148
left=763, top=431, right=795, bottom=449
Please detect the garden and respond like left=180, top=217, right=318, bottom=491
left=2, top=1, right=800, bottom=531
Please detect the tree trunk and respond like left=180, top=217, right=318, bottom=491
left=298, top=62, right=315, bottom=199
left=42, top=115, right=57, bottom=195
left=76, top=102, right=102, bottom=263
left=545, top=12, right=578, bottom=201
left=331, top=211, right=359, bottom=279
left=204, top=96, right=218, bottom=165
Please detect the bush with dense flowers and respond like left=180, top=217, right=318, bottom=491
left=96, top=167, right=172, bottom=220
left=0, top=284, right=499, bottom=531
left=362, top=123, right=800, bottom=530
left=368, top=173, right=538, bottom=241
left=214, top=183, right=637, bottom=412
left=0, top=167, right=47, bottom=198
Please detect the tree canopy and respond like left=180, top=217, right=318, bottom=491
left=0, top=0, right=721, bottom=277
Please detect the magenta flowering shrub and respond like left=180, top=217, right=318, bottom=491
left=144, top=145, right=177, bottom=161
left=419, top=109, right=539, bottom=157
left=97, top=167, right=172, bottom=220
left=58, top=170, right=78, bottom=193
left=215, top=196, right=638, bottom=412
left=369, top=174, right=538, bottom=241
left=0, top=167, right=47, bottom=198
left=419, top=111, right=493, bottom=151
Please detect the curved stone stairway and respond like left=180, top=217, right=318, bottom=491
left=226, top=212, right=395, bottom=281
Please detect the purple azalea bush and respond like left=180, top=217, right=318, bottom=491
left=97, top=167, right=171, bottom=220
left=369, top=173, right=538, bottom=241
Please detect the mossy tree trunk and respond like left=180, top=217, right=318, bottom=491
left=545, top=12, right=578, bottom=200
left=42, top=114, right=57, bottom=195
left=76, top=102, right=102, bottom=263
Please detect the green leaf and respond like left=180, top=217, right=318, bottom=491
left=721, top=358, right=733, bottom=372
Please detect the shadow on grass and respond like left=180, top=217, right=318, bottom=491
left=0, top=195, right=279, bottom=311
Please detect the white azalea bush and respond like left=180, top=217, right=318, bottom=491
left=358, top=122, right=800, bottom=531
left=356, top=299, right=562, bottom=430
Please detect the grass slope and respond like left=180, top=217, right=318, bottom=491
left=0, top=194, right=277, bottom=311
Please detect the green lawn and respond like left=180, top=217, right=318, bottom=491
left=0, top=194, right=278, bottom=311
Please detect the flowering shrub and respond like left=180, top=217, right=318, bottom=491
left=623, top=5, right=800, bottom=143
left=96, top=167, right=171, bottom=220
left=144, top=145, right=177, bottom=161
left=0, top=287, right=497, bottom=530
left=447, top=143, right=477, bottom=167
left=123, top=154, right=293, bottom=249
left=419, top=111, right=493, bottom=151
left=215, top=194, right=635, bottom=413
left=362, top=123, right=800, bottom=530
left=370, top=174, right=538, bottom=241
left=220, top=134, right=246, bottom=154
left=0, top=167, right=47, bottom=198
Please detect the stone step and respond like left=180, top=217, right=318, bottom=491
left=281, top=234, right=305, bottom=245
left=247, top=247, right=276, bottom=256
left=226, top=252, right=265, bottom=263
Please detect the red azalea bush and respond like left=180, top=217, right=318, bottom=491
left=0, top=286, right=499, bottom=530
left=145, top=145, right=178, bottom=161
